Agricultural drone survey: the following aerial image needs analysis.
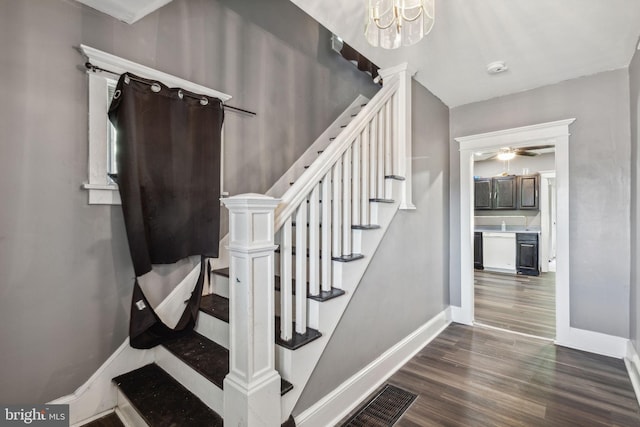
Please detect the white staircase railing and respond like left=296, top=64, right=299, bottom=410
left=222, top=63, right=415, bottom=425
left=274, top=66, right=409, bottom=341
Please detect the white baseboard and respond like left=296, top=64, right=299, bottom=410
left=49, top=262, right=203, bottom=426
left=555, top=326, right=628, bottom=358
left=625, top=340, right=640, bottom=407
left=295, top=308, right=451, bottom=427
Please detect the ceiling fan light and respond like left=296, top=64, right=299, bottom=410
left=497, top=151, right=516, bottom=161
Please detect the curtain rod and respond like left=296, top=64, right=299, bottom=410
left=84, top=62, right=256, bottom=116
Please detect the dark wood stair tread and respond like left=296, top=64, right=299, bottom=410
left=351, top=224, right=381, bottom=230
left=162, top=330, right=229, bottom=389
left=369, top=198, right=395, bottom=203
left=212, top=268, right=349, bottom=301
left=385, top=175, right=406, bottom=181
left=113, top=364, right=223, bottom=427
left=332, top=253, right=365, bottom=262
left=200, top=294, right=229, bottom=323
left=275, top=318, right=322, bottom=350
left=80, top=413, right=125, bottom=427
left=162, top=330, right=293, bottom=395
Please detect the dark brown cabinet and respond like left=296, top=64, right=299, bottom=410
left=474, top=175, right=517, bottom=210
left=474, top=232, right=483, bottom=269
left=516, top=233, right=539, bottom=276
left=493, top=176, right=517, bottom=210
left=474, top=178, right=492, bottom=210
left=517, top=174, right=539, bottom=210
left=474, top=174, right=539, bottom=211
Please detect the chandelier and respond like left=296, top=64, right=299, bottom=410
left=365, top=0, right=435, bottom=49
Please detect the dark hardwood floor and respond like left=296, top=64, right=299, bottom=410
left=475, top=270, right=555, bottom=339
left=382, top=324, right=640, bottom=426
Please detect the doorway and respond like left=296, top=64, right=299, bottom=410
left=453, top=119, right=574, bottom=344
left=471, top=151, right=556, bottom=339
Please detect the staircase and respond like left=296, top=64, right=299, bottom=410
left=73, top=63, right=414, bottom=427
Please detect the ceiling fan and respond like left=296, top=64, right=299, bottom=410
left=488, top=145, right=555, bottom=161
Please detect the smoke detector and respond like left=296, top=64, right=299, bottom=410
left=487, top=61, right=508, bottom=74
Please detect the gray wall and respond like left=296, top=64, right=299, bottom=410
left=294, top=80, right=450, bottom=415
left=630, top=49, right=640, bottom=349
left=0, top=0, right=378, bottom=403
left=450, top=69, right=632, bottom=337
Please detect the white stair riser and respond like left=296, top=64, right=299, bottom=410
left=154, top=346, right=224, bottom=415
left=195, top=311, right=229, bottom=349
left=211, top=274, right=229, bottom=298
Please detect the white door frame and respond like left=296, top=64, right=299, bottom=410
left=539, top=170, right=556, bottom=273
left=454, top=119, right=574, bottom=343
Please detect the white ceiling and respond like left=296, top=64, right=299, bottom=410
left=74, top=0, right=173, bottom=24
left=78, top=0, right=640, bottom=107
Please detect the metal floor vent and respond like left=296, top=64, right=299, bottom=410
left=342, top=384, right=417, bottom=427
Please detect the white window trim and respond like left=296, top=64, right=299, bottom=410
left=80, top=44, right=232, bottom=205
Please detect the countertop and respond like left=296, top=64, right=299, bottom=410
left=475, top=226, right=540, bottom=234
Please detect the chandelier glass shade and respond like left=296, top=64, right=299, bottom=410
left=365, top=0, right=435, bottom=49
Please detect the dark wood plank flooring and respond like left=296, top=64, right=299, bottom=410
left=383, top=324, right=640, bottom=426
left=475, top=270, right=555, bottom=338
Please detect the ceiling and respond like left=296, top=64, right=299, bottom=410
left=78, top=0, right=640, bottom=107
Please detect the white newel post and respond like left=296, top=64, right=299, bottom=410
left=379, top=62, right=417, bottom=210
left=222, top=194, right=282, bottom=427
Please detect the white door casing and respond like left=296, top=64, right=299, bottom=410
left=454, top=119, right=574, bottom=342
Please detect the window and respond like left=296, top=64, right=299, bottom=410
left=80, top=45, right=231, bottom=205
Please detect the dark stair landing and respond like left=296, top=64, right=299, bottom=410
left=113, top=363, right=223, bottom=427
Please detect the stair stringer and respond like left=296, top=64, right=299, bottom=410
left=277, top=179, right=403, bottom=422
left=210, top=94, right=370, bottom=273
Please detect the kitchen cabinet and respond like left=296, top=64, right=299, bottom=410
left=518, top=174, right=539, bottom=210
left=474, top=178, right=492, bottom=210
left=516, top=233, right=539, bottom=276
left=474, top=175, right=517, bottom=211
left=474, top=232, right=483, bottom=269
left=493, top=176, right=517, bottom=209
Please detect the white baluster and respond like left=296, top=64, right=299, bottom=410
left=295, top=202, right=307, bottom=334
left=332, top=161, right=342, bottom=258
left=385, top=100, right=393, bottom=178
left=361, top=124, right=370, bottom=226
left=308, top=185, right=320, bottom=296
left=369, top=118, right=377, bottom=200
left=342, top=147, right=352, bottom=257
left=352, top=135, right=361, bottom=226
left=321, top=172, right=332, bottom=292
left=280, top=217, right=293, bottom=341
left=377, top=108, right=385, bottom=199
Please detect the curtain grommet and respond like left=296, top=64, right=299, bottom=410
left=200, top=97, right=208, bottom=106
left=178, top=89, right=184, bottom=99
left=113, top=89, right=121, bottom=99
left=151, top=83, right=161, bottom=93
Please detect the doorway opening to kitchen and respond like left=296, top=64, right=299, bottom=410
left=454, top=119, right=574, bottom=343
left=472, top=148, right=556, bottom=339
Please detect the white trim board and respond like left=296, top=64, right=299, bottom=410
left=454, top=119, right=574, bottom=352
left=625, top=341, right=640, bottom=407
left=294, top=308, right=451, bottom=427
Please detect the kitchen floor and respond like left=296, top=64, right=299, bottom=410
left=474, top=270, right=555, bottom=339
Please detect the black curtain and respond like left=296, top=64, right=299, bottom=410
left=108, top=73, right=224, bottom=348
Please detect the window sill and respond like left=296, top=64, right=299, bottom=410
left=82, top=183, right=121, bottom=205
